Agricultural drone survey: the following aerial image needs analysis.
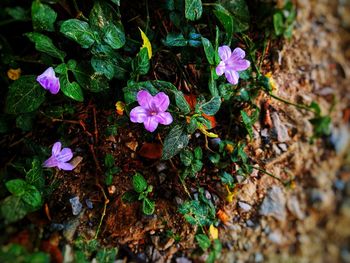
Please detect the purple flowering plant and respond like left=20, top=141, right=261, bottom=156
left=43, top=141, right=74, bottom=171
left=130, top=90, right=173, bottom=132
left=216, top=46, right=250, bottom=85
left=36, top=67, right=60, bottom=94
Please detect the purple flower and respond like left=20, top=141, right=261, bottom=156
left=36, top=67, right=60, bottom=94
left=43, top=142, right=74, bottom=170
left=216, top=46, right=250, bottom=85
left=130, top=90, right=173, bottom=132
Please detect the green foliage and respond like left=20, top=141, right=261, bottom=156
left=273, top=1, right=296, bottom=39
left=179, top=188, right=217, bottom=226
left=104, top=154, right=120, bottom=186
left=31, top=0, right=57, bottom=32
left=131, top=47, right=150, bottom=76
left=201, top=37, right=215, bottom=65
left=240, top=110, right=253, bottom=139
left=5, top=76, right=45, bottom=114
left=122, top=173, right=155, bottom=215
left=195, top=234, right=211, bottom=250
left=185, top=0, right=203, bottom=21
left=73, top=236, right=118, bottom=263
left=26, top=32, right=66, bottom=62
left=162, top=125, right=189, bottom=160
left=56, top=63, right=84, bottom=102
left=60, top=19, right=97, bottom=48
left=0, top=244, right=50, bottom=263
left=309, top=101, right=331, bottom=138
left=200, top=96, right=221, bottom=116
left=180, top=147, right=203, bottom=178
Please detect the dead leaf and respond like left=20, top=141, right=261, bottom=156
left=138, top=143, right=163, bottom=159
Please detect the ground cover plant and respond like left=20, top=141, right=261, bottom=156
left=0, top=0, right=341, bottom=262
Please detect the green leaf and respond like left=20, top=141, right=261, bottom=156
left=16, top=113, right=35, bottom=131
left=5, top=7, right=29, bottom=21
left=201, top=37, right=215, bottom=65
left=240, top=110, right=253, bottom=140
left=309, top=101, right=321, bottom=116
left=95, top=247, right=118, bottom=263
left=162, top=125, right=189, bottom=160
left=218, top=0, right=250, bottom=33
left=195, top=234, right=211, bottom=250
left=72, top=62, right=109, bottom=92
left=209, top=69, right=219, bottom=97
left=220, top=171, right=234, bottom=187
left=121, top=191, right=138, bottom=203
left=89, top=1, right=125, bottom=49
left=60, top=19, right=96, bottom=48
left=91, top=56, right=115, bottom=80
left=180, top=149, right=194, bottom=166
left=200, top=96, right=221, bottom=116
left=209, top=153, right=220, bottom=164
left=5, top=179, right=28, bottom=196
left=163, top=33, right=188, bottom=47
left=142, top=198, right=155, bottom=215
left=132, top=173, right=148, bottom=193
left=26, top=32, right=66, bottom=62
left=22, top=185, right=42, bottom=208
left=192, top=159, right=203, bottom=172
left=0, top=196, right=31, bottom=224
left=104, top=154, right=115, bottom=168
left=26, top=158, right=45, bottom=190
left=310, top=116, right=331, bottom=137
left=194, top=147, right=203, bottom=159
left=103, top=23, right=126, bottom=49
left=174, top=91, right=191, bottom=114
left=31, top=0, right=57, bottom=32
left=5, top=76, right=45, bottom=114
left=185, top=0, right=203, bottom=21
left=0, top=243, right=50, bottom=263
left=273, top=12, right=284, bottom=36
left=59, top=75, right=84, bottom=102
left=213, top=5, right=233, bottom=37
left=132, top=47, right=150, bottom=75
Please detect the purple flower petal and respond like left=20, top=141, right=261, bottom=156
left=225, top=70, right=239, bottom=85
left=218, top=46, right=232, bottom=61
left=153, top=92, right=170, bottom=112
left=156, top=112, right=173, bottom=125
left=48, top=78, right=60, bottom=94
left=144, top=116, right=159, bottom=132
left=56, top=148, right=73, bottom=162
left=216, top=61, right=226, bottom=76
left=137, top=90, right=153, bottom=110
left=43, top=156, right=58, bottom=168
left=52, top=142, right=62, bottom=156
left=231, top=47, right=246, bottom=59
left=37, top=67, right=60, bottom=94
left=130, top=106, right=148, bottom=123
left=57, top=162, right=74, bottom=171
left=232, top=59, right=250, bottom=71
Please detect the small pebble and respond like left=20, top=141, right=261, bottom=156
left=69, top=196, right=82, bottom=216
left=85, top=199, right=93, bottom=209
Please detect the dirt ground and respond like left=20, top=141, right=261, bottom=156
left=23, top=0, right=350, bottom=262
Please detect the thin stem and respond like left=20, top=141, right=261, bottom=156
left=269, top=93, right=316, bottom=114
left=94, top=184, right=110, bottom=239
left=145, top=0, right=150, bottom=34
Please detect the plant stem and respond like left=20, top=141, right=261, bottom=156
left=269, top=93, right=316, bottom=114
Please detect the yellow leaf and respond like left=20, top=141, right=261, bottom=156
left=7, top=68, right=21, bottom=80
left=265, top=72, right=278, bottom=91
left=225, top=185, right=235, bottom=203
left=198, top=124, right=218, bottom=138
left=139, top=28, right=152, bottom=59
left=115, top=101, right=125, bottom=115
left=209, top=224, right=218, bottom=240
left=225, top=143, right=234, bottom=153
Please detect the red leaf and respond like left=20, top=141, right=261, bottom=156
left=138, top=143, right=163, bottom=159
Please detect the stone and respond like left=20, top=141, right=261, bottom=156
left=287, top=195, right=305, bottom=219
left=268, top=230, right=284, bottom=244
left=238, top=180, right=257, bottom=203
left=69, top=196, right=82, bottom=216
left=238, top=201, right=252, bottom=212
left=259, top=186, right=287, bottom=221
left=271, top=112, right=290, bottom=142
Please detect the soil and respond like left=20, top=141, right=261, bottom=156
left=1, top=0, right=350, bottom=263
